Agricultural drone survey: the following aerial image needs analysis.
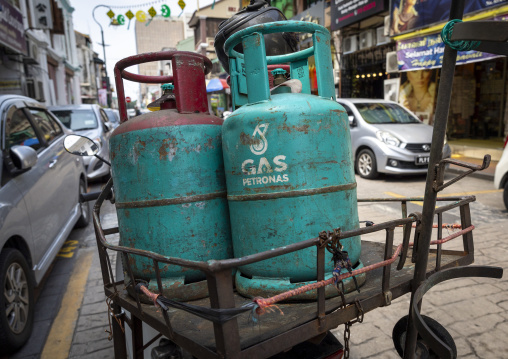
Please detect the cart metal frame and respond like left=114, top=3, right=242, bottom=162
left=100, top=0, right=507, bottom=356
left=92, top=186, right=497, bottom=359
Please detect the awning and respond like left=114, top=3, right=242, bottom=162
left=206, top=78, right=229, bottom=93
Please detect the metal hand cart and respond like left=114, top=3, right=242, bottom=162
left=91, top=0, right=508, bottom=357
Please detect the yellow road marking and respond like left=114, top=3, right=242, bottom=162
left=384, top=189, right=502, bottom=207
left=384, top=191, right=424, bottom=206
left=41, top=249, right=94, bottom=359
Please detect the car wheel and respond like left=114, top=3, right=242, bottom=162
left=75, top=179, right=90, bottom=228
left=503, top=181, right=508, bottom=211
left=356, top=149, right=378, bottom=179
left=0, top=249, right=34, bottom=354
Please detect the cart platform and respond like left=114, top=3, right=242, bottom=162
left=102, top=238, right=469, bottom=358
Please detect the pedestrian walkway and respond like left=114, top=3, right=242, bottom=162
left=447, top=138, right=504, bottom=180
left=68, top=211, right=118, bottom=359
left=58, top=198, right=508, bottom=359
left=448, top=154, right=497, bottom=179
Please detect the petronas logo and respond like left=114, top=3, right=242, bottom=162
left=250, top=123, right=269, bottom=155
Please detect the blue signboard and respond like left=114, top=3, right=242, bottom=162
left=390, top=0, right=507, bottom=36
left=397, top=27, right=504, bottom=71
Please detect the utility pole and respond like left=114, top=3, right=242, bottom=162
left=92, top=4, right=111, bottom=107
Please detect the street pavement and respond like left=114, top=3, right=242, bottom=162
left=22, top=171, right=508, bottom=359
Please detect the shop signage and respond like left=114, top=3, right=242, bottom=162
left=397, top=31, right=502, bottom=71
left=390, top=0, right=507, bottom=36
left=290, top=2, right=324, bottom=45
left=0, top=79, right=22, bottom=94
left=331, top=0, right=385, bottom=31
left=0, top=0, right=26, bottom=55
left=34, top=0, right=53, bottom=29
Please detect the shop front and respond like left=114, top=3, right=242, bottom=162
left=330, top=0, right=392, bottom=99
left=340, top=43, right=395, bottom=99
left=0, top=0, right=27, bottom=96
left=390, top=0, right=508, bottom=151
left=395, top=17, right=507, bottom=142
left=206, top=78, right=230, bottom=118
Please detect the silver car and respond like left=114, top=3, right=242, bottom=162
left=337, top=99, right=452, bottom=179
left=104, top=108, right=120, bottom=129
left=0, top=95, right=89, bottom=353
left=49, top=105, right=112, bottom=181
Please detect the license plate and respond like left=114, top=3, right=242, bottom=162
left=416, top=156, right=430, bottom=165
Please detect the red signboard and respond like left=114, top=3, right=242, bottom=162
left=126, top=96, right=131, bottom=103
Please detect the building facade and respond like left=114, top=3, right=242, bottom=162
left=75, top=30, right=102, bottom=104
left=188, top=0, right=239, bottom=77
left=134, top=14, right=192, bottom=106
left=0, top=0, right=81, bottom=106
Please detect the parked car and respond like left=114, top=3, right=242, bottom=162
left=127, top=108, right=136, bottom=118
left=494, top=144, right=508, bottom=210
left=49, top=104, right=112, bottom=181
left=0, top=95, right=89, bottom=353
left=104, top=108, right=120, bottom=128
left=337, top=99, right=452, bottom=179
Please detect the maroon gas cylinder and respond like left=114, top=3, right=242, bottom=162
left=111, top=51, right=232, bottom=301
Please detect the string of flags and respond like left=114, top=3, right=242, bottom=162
left=106, top=1, right=187, bottom=28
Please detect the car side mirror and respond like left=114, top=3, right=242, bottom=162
left=348, top=115, right=357, bottom=127
left=104, top=122, right=113, bottom=132
left=63, top=134, right=111, bottom=166
left=10, top=145, right=38, bottom=170
left=64, top=134, right=100, bottom=156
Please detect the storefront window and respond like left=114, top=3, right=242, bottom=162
left=447, top=58, right=507, bottom=141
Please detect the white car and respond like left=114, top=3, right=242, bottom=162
left=494, top=145, right=508, bottom=209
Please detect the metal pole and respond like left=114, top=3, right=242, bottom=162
left=402, top=0, right=465, bottom=357
left=92, top=5, right=111, bottom=107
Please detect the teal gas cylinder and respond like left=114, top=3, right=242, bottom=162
left=223, top=22, right=365, bottom=299
left=111, top=51, right=232, bottom=301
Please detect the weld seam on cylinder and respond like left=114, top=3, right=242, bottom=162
left=227, top=183, right=357, bottom=201
left=116, top=191, right=227, bottom=209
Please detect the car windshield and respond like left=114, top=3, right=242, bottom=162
left=355, top=103, right=421, bottom=124
left=104, top=110, right=119, bottom=123
left=51, top=109, right=98, bottom=131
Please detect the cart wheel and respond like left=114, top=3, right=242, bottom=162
left=392, top=315, right=457, bottom=359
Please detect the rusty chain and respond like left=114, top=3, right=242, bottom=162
left=343, top=299, right=364, bottom=359
left=318, top=227, right=342, bottom=251
left=344, top=321, right=351, bottom=358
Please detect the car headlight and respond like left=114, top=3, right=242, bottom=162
left=92, top=137, right=102, bottom=151
left=376, top=131, right=401, bottom=147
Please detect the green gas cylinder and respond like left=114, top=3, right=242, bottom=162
left=222, top=21, right=365, bottom=299
left=111, top=51, right=232, bottom=301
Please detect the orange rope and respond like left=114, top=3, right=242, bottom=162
left=253, top=225, right=474, bottom=314
left=414, top=223, right=462, bottom=229
left=139, top=284, right=161, bottom=307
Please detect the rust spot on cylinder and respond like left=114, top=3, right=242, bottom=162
left=158, top=138, right=178, bottom=160
left=240, top=132, right=261, bottom=146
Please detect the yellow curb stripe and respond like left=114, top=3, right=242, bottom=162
left=438, top=189, right=502, bottom=197
left=41, top=250, right=94, bottom=359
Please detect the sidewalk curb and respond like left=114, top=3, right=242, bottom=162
left=41, top=248, right=94, bottom=359
left=447, top=167, right=494, bottom=181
